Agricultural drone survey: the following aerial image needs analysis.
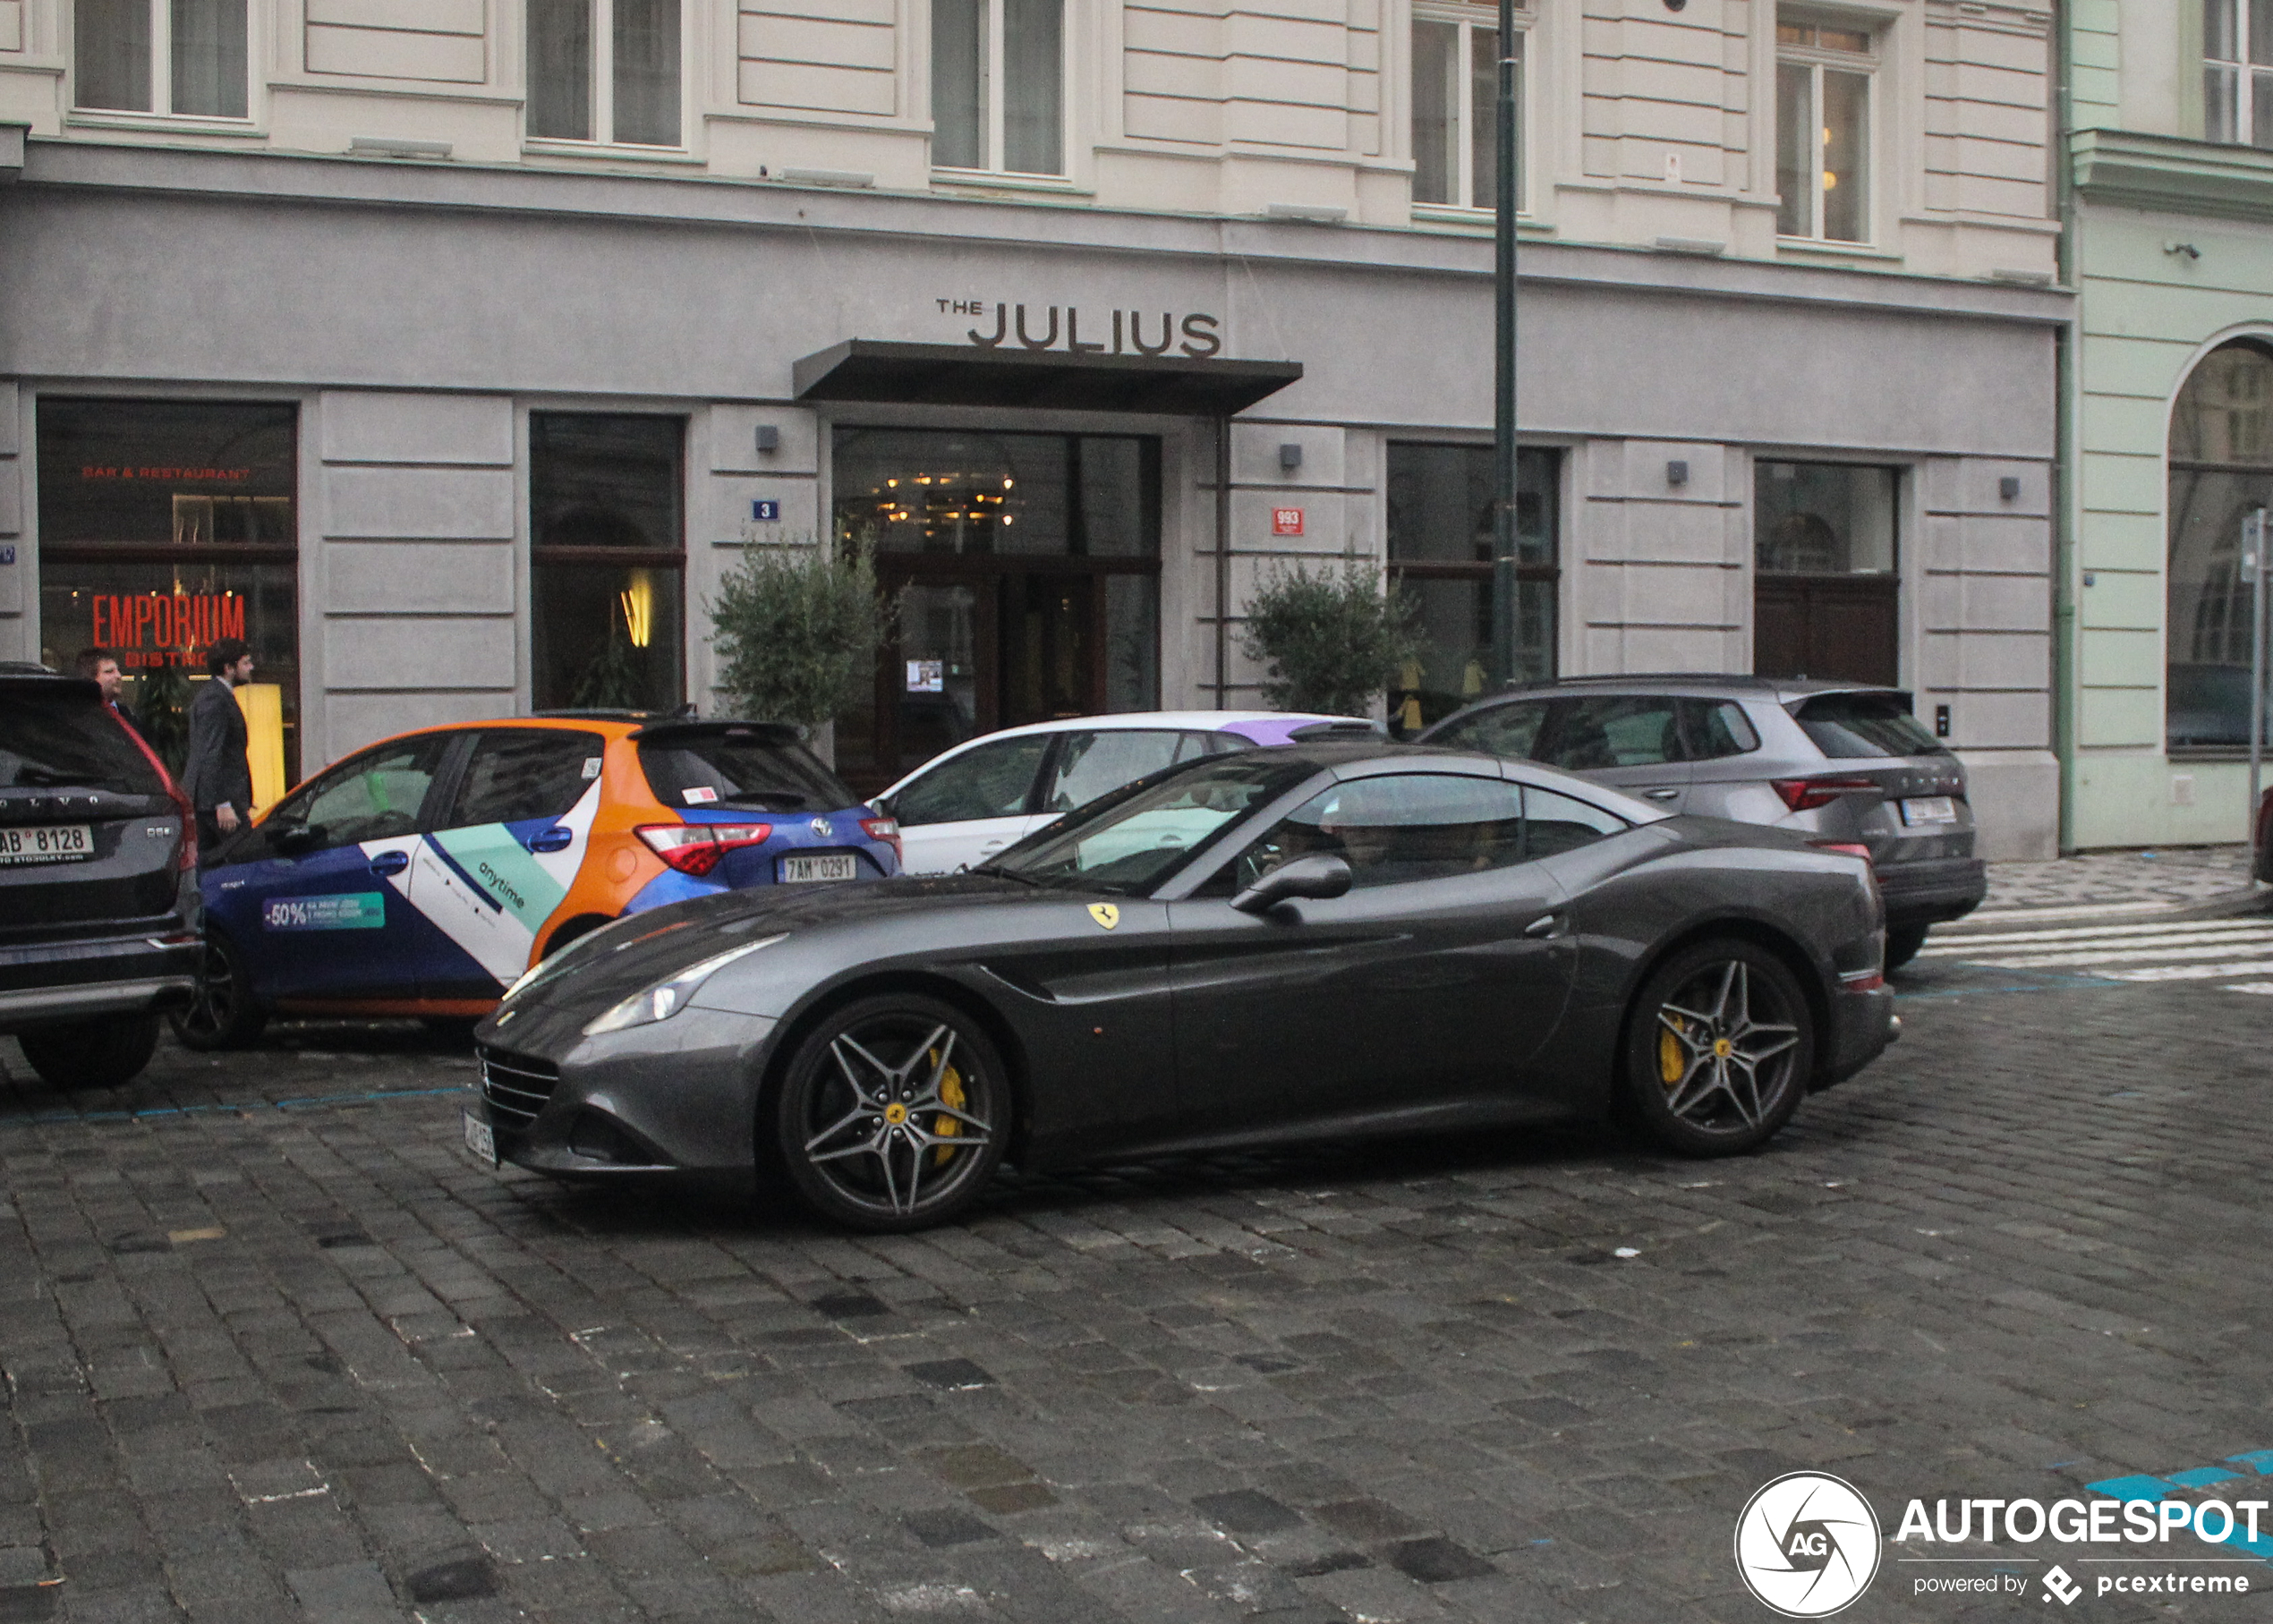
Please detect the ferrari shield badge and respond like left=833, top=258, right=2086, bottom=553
left=1087, top=903, right=1120, bottom=931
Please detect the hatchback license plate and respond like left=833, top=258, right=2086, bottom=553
left=779, top=854, right=857, bottom=883
left=462, top=1110, right=497, bottom=1167
left=1900, top=795, right=1957, bottom=826
left=0, top=824, right=92, bottom=864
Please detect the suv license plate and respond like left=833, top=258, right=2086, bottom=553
left=1900, top=795, right=1957, bottom=826
left=463, top=1110, right=498, bottom=1167
left=779, top=854, right=857, bottom=883
left=0, top=824, right=93, bottom=864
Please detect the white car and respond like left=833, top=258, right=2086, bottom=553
left=875, top=710, right=1379, bottom=874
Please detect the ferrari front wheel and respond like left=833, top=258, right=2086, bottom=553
left=774, top=995, right=1009, bottom=1232
left=1623, top=940, right=1813, bottom=1157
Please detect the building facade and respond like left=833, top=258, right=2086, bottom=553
left=2, top=0, right=2065, bottom=852
left=2063, top=0, right=2273, bottom=848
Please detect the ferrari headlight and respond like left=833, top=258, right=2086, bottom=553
left=581, top=935, right=785, bottom=1037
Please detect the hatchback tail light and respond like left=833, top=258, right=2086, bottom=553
left=1771, top=776, right=1880, bottom=812
left=860, top=814, right=903, bottom=867
left=636, top=822, right=773, bottom=878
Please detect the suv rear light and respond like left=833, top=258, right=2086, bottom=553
left=1772, top=776, right=1880, bottom=812
left=636, top=822, right=772, bottom=878
left=115, top=710, right=197, bottom=871
left=860, top=814, right=903, bottom=866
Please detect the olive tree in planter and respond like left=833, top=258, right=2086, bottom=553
left=707, top=532, right=898, bottom=733
left=1238, top=558, right=1420, bottom=717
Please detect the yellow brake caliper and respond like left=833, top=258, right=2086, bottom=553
left=1658, top=1018, right=1687, bottom=1090
left=931, top=1048, right=965, bottom=1165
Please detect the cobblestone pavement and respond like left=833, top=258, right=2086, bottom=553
left=3, top=940, right=2271, bottom=1624
left=1979, top=846, right=2256, bottom=915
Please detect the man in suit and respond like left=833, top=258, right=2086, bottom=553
left=73, top=647, right=145, bottom=742
left=182, top=637, right=255, bottom=869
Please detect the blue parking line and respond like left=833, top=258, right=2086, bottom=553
left=0, top=1084, right=468, bottom=1129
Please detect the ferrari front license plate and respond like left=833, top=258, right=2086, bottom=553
left=1899, top=795, right=1957, bottom=827
left=462, top=1110, right=498, bottom=1167
left=0, top=824, right=93, bottom=864
left=779, top=854, right=857, bottom=883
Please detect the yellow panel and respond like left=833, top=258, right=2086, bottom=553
left=234, top=683, right=287, bottom=816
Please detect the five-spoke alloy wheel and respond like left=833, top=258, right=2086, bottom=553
left=1624, top=940, right=1814, bottom=1155
left=775, top=994, right=1010, bottom=1231
left=169, top=931, right=268, bottom=1052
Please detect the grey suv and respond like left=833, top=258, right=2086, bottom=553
left=1417, top=676, right=1985, bottom=967
left=1, top=664, right=200, bottom=1086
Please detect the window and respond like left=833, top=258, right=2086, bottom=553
left=2206, top=0, right=2273, bottom=147
left=1524, top=786, right=1627, bottom=858
left=2167, top=342, right=2273, bottom=751
left=1232, top=774, right=1530, bottom=892
left=1385, top=444, right=1560, bottom=737
left=637, top=726, right=855, bottom=812
left=529, top=414, right=685, bottom=713
left=74, top=0, right=247, bottom=115
left=932, top=0, right=1063, bottom=174
left=1776, top=17, right=1873, bottom=242
left=528, top=0, right=681, bottom=145
left=36, top=400, right=300, bottom=788
left=1412, top=10, right=1521, bottom=210
left=1791, top=693, right=1945, bottom=759
left=892, top=734, right=1053, bottom=826
left=1426, top=698, right=1548, bottom=759
left=448, top=730, right=601, bottom=829
left=274, top=737, right=449, bottom=853
left=1040, top=730, right=1205, bottom=813
left=1753, top=461, right=1901, bottom=686
left=1539, top=695, right=1684, bottom=771
left=1686, top=700, right=1761, bottom=759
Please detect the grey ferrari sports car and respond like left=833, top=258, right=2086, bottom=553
left=469, top=741, right=1896, bottom=1231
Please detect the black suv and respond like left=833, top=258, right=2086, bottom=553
left=1, top=664, right=200, bottom=1087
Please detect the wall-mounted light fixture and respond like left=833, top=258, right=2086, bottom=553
left=1999, top=476, right=2022, bottom=501
left=1280, top=443, right=1304, bottom=472
left=1666, top=460, right=1690, bottom=487
left=755, top=425, right=780, bottom=454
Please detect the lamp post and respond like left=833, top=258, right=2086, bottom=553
left=1488, top=0, right=1520, bottom=687
left=2247, top=507, right=2268, bottom=835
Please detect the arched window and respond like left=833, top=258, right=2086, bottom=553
left=2167, top=341, right=2273, bottom=750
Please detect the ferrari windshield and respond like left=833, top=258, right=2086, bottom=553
left=985, top=754, right=1320, bottom=895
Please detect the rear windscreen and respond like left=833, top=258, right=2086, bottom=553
left=637, top=729, right=858, bottom=812
left=1792, top=693, right=1947, bottom=759
left=0, top=690, right=166, bottom=795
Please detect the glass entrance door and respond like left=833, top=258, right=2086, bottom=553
left=834, top=429, right=1162, bottom=794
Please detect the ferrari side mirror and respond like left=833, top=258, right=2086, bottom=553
left=1231, top=853, right=1353, bottom=915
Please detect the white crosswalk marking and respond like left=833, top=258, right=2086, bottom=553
left=1928, top=909, right=2273, bottom=993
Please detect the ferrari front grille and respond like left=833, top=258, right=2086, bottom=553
left=478, top=1046, right=560, bottom=1132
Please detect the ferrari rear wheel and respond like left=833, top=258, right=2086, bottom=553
left=1624, top=940, right=1812, bottom=1156
left=774, top=995, right=1009, bottom=1232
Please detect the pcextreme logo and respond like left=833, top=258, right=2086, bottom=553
left=1734, top=1473, right=1884, bottom=1617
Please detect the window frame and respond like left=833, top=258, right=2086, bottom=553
left=2203, top=0, right=2273, bottom=148
left=69, top=0, right=254, bottom=123
left=524, top=0, right=691, bottom=152
left=1409, top=2, right=1529, bottom=217
left=2166, top=339, right=2273, bottom=757
left=1775, top=16, right=1877, bottom=247
left=929, top=0, right=1071, bottom=181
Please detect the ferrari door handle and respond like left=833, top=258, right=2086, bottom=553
left=1523, top=913, right=1564, bottom=939
left=369, top=850, right=410, bottom=878
left=1642, top=787, right=1681, bottom=801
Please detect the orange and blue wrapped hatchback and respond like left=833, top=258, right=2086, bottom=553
left=175, top=716, right=899, bottom=1046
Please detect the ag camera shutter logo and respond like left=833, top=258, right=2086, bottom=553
left=1734, top=1473, right=1882, bottom=1616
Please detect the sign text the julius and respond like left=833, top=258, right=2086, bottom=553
left=940, top=299, right=1222, bottom=358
